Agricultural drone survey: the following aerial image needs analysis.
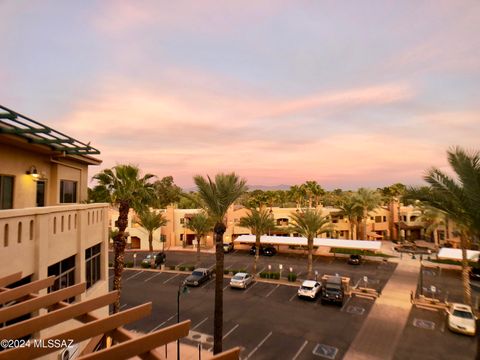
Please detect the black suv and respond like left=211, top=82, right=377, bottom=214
left=321, top=276, right=345, bottom=305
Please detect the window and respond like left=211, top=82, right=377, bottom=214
left=375, top=216, right=382, bottom=223
left=85, top=243, right=101, bottom=289
left=48, top=255, right=76, bottom=302
left=59, top=180, right=77, bottom=203
left=0, top=175, right=14, bottom=209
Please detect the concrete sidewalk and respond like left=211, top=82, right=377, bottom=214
left=344, top=258, right=420, bottom=360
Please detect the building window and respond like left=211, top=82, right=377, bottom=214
left=60, top=180, right=77, bottom=203
left=85, top=243, right=101, bottom=289
left=383, top=216, right=387, bottom=222
left=375, top=216, right=382, bottom=223
left=0, top=175, right=14, bottom=209
left=48, top=255, right=76, bottom=303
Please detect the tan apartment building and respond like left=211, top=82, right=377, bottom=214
left=113, top=200, right=460, bottom=251
left=0, top=106, right=109, bottom=357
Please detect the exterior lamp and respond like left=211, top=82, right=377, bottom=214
left=26, top=166, right=39, bottom=179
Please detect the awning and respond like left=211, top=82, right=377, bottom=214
left=234, top=235, right=382, bottom=251
left=437, top=248, right=479, bottom=261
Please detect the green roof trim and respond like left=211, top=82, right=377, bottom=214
left=0, top=105, right=100, bottom=155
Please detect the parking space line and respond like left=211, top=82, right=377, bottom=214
left=163, top=273, right=179, bottom=284
left=340, top=296, right=352, bottom=312
left=150, top=313, right=177, bottom=332
left=243, top=281, right=258, bottom=294
left=223, top=283, right=231, bottom=291
left=223, top=324, right=239, bottom=340
left=124, top=271, right=144, bottom=281
left=192, top=317, right=208, bottom=331
left=257, top=267, right=265, bottom=275
left=289, top=293, right=297, bottom=302
left=201, top=278, right=215, bottom=288
left=245, top=331, right=272, bottom=359
left=292, top=340, right=308, bottom=360
left=144, top=272, right=162, bottom=282
left=265, top=284, right=279, bottom=298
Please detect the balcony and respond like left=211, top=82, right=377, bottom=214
left=0, top=203, right=108, bottom=277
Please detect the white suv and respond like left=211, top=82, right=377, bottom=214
left=298, top=280, right=321, bottom=299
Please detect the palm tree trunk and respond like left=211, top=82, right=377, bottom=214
left=460, top=233, right=472, bottom=306
left=307, top=237, right=313, bottom=279
left=253, top=234, right=260, bottom=278
left=196, top=235, right=201, bottom=267
left=113, top=201, right=129, bottom=313
left=148, top=232, right=153, bottom=252
left=350, top=222, right=354, bottom=240
left=213, top=222, right=226, bottom=355
left=362, top=210, right=368, bottom=240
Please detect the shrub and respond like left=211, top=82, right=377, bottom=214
left=179, top=265, right=186, bottom=271
left=169, top=265, right=176, bottom=271
left=187, top=265, right=195, bottom=271
left=224, top=269, right=230, bottom=275
left=272, top=272, right=280, bottom=280
left=259, top=271, right=268, bottom=278
left=141, top=262, right=151, bottom=269
left=230, top=269, right=238, bottom=275
left=287, top=273, right=297, bottom=282
left=125, top=261, right=134, bottom=268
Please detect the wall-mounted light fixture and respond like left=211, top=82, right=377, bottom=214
left=26, top=166, right=39, bottom=179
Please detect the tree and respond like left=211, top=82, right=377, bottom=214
left=289, top=209, right=332, bottom=279
left=137, top=209, right=168, bottom=252
left=338, top=194, right=363, bottom=240
left=92, top=165, right=155, bottom=313
left=405, top=147, right=480, bottom=305
left=418, top=206, right=447, bottom=247
left=192, top=173, right=247, bottom=354
left=239, top=208, right=276, bottom=277
left=288, top=185, right=304, bottom=208
left=88, top=185, right=111, bottom=203
left=186, top=212, right=213, bottom=266
left=153, top=176, right=182, bottom=208
left=352, top=188, right=382, bottom=240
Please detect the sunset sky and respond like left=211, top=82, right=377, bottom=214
left=1, top=1, right=479, bottom=190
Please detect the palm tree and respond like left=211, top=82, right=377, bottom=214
left=406, top=147, right=480, bottom=305
left=288, top=185, right=304, bottom=208
left=289, top=209, right=332, bottom=279
left=92, top=165, right=155, bottom=313
left=186, top=212, right=213, bottom=266
left=239, top=208, right=276, bottom=277
left=352, top=188, right=382, bottom=240
left=137, top=209, right=168, bottom=252
left=192, top=173, right=247, bottom=354
left=338, top=194, right=363, bottom=240
left=418, top=206, right=447, bottom=247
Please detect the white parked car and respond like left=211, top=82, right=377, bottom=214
left=447, top=303, right=476, bottom=336
left=230, top=272, right=253, bottom=289
left=298, top=280, right=321, bottom=299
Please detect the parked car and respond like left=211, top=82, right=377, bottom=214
left=347, top=254, right=361, bottom=265
left=249, top=245, right=277, bottom=256
left=223, top=243, right=234, bottom=253
left=321, top=275, right=345, bottom=305
left=447, top=303, right=477, bottom=336
left=297, top=280, right=321, bottom=299
left=141, top=252, right=166, bottom=267
left=230, top=272, right=253, bottom=289
left=184, top=268, right=212, bottom=287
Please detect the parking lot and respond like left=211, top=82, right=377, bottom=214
left=109, top=250, right=396, bottom=359
left=110, top=268, right=378, bottom=359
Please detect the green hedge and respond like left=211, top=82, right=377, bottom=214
left=141, top=262, right=151, bottom=268
left=187, top=265, right=195, bottom=271
left=224, top=269, right=230, bottom=275
left=287, top=273, right=297, bottom=282
left=169, top=265, right=176, bottom=270
left=125, top=261, right=134, bottom=268
left=330, top=248, right=392, bottom=257
left=259, top=271, right=280, bottom=279
left=430, top=258, right=477, bottom=267
left=178, top=265, right=186, bottom=271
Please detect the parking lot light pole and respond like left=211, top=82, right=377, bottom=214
left=133, top=253, right=137, bottom=268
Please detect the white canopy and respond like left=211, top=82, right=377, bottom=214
left=234, top=235, right=382, bottom=251
left=437, top=248, right=479, bottom=261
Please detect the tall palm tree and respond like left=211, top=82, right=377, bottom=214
left=418, top=206, right=447, bottom=247
left=239, top=208, right=276, bottom=277
left=288, top=185, right=304, bottom=208
left=353, top=188, right=382, bottom=240
left=406, top=147, right=480, bottom=305
left=289, top=209, right=332, bottom=279
left=186, top=212, right=213, bottom=266
left=192, top=173, right=247, bottom=354
left=338, top=194, right=363, bottom=240
left=92, top=165, right=155, bottom=313
left=137, top=209, right=168, bottom=252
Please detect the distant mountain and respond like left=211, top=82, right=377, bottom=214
left=183, top=184, right=292, bottom=192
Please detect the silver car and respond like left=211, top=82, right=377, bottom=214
left=230, top=272, right=253, bottom=289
